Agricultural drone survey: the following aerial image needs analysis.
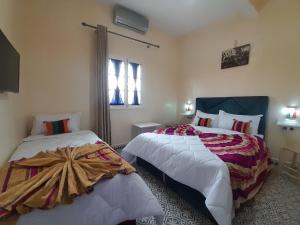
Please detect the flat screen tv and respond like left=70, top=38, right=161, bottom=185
left=0, top=30, right=20, bottom=93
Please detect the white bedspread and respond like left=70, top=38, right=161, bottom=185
left=122, top=126, right=236, bottom=225
left=10, top=130, right=163, bottom=225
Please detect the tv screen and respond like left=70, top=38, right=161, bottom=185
left=0, top=30, right=20, bottom=93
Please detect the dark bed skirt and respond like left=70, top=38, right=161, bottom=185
left=118, top=220, right=136, bottom=225
left=137, top=157, right=217, bottom=224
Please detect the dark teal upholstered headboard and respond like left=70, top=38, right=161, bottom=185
left=195, top=96, right=269, bottom=135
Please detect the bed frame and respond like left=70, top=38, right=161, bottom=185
left=137, top=96, right=269, bottom=224
left=137, top=157, right=216, bottom=222
left=119, top=221, right=136, bottom=225
left=195, top=96, right=269, bottom=135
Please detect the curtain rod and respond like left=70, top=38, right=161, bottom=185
left=81, top=22, right=160, bottom=48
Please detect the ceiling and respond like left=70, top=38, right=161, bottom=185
left=97, top=0, right=257, bottom=37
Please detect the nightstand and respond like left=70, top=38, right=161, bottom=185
left=277, top=119, right=300, bottom=130
left=279, top=145, right=300, bottom=182
left=133, top=122, right=161, bottom=138
left=180, top=112, right=194, bottom=124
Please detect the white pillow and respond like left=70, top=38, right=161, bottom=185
left=31, top=112, right=81, bottom=135
left=218, top=110, right=263, bottom=135
left=192, top=110, right=219, bottom=128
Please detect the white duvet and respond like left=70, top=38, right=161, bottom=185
left=9, top=130, right=163, bottom=225
left=122, top=126, right=240, bottom=225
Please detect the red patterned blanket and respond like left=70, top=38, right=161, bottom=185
left=154, top=124, right=271, bottom=208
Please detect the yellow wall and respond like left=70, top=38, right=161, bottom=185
left=178, top=0, right=300, bottom=159
left=0, top=0, right=27, bottom=165
left=22, top=0, right=178, bottom=146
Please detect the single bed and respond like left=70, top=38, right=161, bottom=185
left=122, top=96, right=270, bottom=225
left=6, top=130, right=163, bottom=225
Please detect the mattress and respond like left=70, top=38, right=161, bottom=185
left=9, top=130, right=163, bottom=225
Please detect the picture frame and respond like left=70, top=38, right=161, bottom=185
left=221, top=44, right=251, bottom=69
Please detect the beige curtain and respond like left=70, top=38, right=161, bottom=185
left=96, top=25, right=111, bottom=144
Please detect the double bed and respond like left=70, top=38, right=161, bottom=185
left=2, top=129, right=163, bottom=225
left=122, top=96, right=271, bottom=225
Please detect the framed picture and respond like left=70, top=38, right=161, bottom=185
left=221, top=44, right=251, bottom=69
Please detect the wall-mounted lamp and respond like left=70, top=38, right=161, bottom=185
left=283, top=106, right=298, bottom=119
left=181, top=101, right=194, bottom=120
left=184, top=101, right=193, bottom=113
left=278, top=106, right=299, bottom=130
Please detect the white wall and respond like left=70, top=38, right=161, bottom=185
left=177, top=0, right=300, bottom=159
left=0, top=0, right=27, bottom=165
left=22, top=0, right=179, bottom=146
left=2, top=0, right=299, bottom=165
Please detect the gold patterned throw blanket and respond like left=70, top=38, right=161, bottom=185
left=0, top=142, right=135, bottom=218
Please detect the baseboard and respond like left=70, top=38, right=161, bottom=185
left=111, top=143, right=127, bottom=151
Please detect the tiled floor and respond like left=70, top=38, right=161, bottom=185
left=137, top=165, right=300, bottom=225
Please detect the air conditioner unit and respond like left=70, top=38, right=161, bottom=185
left=113, top=5, right=149, bottom=34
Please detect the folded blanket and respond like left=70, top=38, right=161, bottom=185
left=154, top=124, right=271, bottom=208
left=0, top=142, right=135, bottom=218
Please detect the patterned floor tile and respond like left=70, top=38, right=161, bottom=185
left=136, top=165, right=300, bottom=225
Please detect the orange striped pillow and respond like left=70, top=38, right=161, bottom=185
left=197, top=117, right=212, bottom=127
left=43, top=119, right=70, bottom=135
left=231, top=119, right=251, bottom=134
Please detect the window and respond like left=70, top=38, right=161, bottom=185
left=128, top=62, right=141, bottom=105
left=108, top=59, right=125, bottom=105
left=108, top=58, right=142, bottom=106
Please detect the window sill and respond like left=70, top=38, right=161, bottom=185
left=110, top=105, right=144, bottom=110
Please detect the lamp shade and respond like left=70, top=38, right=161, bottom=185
left=185, top=101, right=193, bottom=112
left=283, top=106, right=297, bottom=119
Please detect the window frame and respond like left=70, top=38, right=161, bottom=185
left=108, top=58, right=143, bottom=110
